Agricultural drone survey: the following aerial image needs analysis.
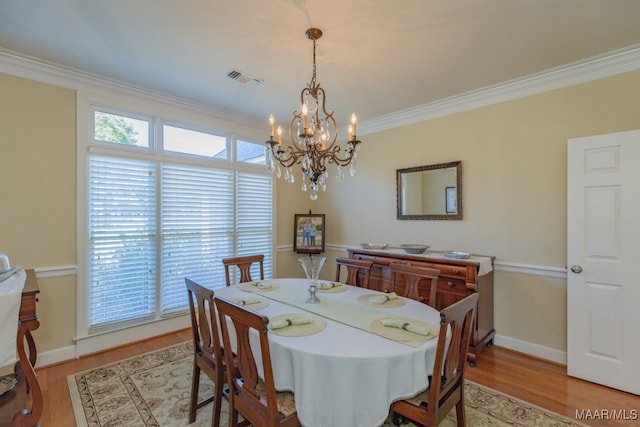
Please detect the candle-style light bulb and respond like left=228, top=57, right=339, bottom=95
left=302, top=103, right=309, bottom=130
left=350, top=113, right=357, bottom=140
left=269, top=114, right=275, bottom=138
left=277, top=126, right=282, bottom=145
left=348, top=124, right=353, bottom=141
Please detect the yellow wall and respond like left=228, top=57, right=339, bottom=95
left=0, top=73, right=77, bottom=352
left=276, top=70, right=640, bottom=355
left=3, top=68, right=640, bottom=360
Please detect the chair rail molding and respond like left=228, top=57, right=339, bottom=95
left=34, top=265, right=77, bottom=278
left=326, top=244, right=567, bottom=279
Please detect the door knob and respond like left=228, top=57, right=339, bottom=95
left=570, top=265, right=583, bottom=274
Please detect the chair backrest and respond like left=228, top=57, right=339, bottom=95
left=215, top=296, right=288, bottom=427
left=430, top=292, right=478, bottom=423
left=335, top=257, right=373, bottom=288
left=222, top=254, right=265, bottom=286
left=389, top=262, right=440, bottom=306
left=185, top=277, right=224, bottom=372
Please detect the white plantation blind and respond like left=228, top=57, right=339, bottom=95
left=161, top=164, right=234, bottom=313
left=88, top=155, right=273, bottom=331
left=89, top=155, right=157, bottom=329
left=236, top=172, right=273, bottom=281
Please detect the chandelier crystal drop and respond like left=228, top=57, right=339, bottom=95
left=266, top=28, right=362, bottom=200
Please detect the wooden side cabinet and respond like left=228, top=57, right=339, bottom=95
left=0, top=269, right=42, bottom=427
left=348, top=248, right=495, bottom=365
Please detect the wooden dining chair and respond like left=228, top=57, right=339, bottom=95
left=215, top=296, right=301, bottom=427
left=389, top=262, right=440, bottom=306
left=185, top=277, right=226, bottom=427
left=335, top=257, right=373, bottom=288
left=222, top=254, right=265, bottom=286
left=390, top=292, right=478, bottom=427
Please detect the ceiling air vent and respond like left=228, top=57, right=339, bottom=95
left=226, top=69, right=263, bottom=87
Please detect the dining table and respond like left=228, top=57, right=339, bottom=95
left=214, top=278, right=442, bottom=427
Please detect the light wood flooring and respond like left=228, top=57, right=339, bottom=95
left=35, top=330, right=639, bottom=426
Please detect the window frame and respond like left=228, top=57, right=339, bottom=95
left=76, top=91, right=274, bottom=349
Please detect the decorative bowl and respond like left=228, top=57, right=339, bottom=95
left=444, top=251, right=471, bottom=259
left=399, top=244, right=430, bottom=254
left=360, top=243, right=389, bottom=250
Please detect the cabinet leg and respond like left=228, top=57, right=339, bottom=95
left=466, top=353, right=477, bottom=367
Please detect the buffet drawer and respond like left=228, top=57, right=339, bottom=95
left=403, top=260, right=467, bottom=280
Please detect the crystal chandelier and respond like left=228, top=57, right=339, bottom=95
left=266, top=28, right=362, bottom=200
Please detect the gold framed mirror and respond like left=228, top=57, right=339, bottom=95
left=396, top=161, right=462, bottom=220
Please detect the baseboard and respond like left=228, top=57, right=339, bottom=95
left=36, top=345, right=77, bottom=368
left=494, top=333, right=567, bottom=365
left=35, top=317, right=191, bottom=368
left=74, top=315, right=191, bottom=358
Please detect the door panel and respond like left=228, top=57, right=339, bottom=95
left=567, top=129, right=640, bottom=395
left=586, top=282, right=622, bottom=359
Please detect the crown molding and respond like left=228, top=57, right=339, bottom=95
left=0, top=48, right=264, bottom=135
left=359, top=44, right=640, bottom=136
left=3, top=44, right=640, bottom=137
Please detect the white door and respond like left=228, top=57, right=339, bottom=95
left=567, top=129, right=640, bottom=395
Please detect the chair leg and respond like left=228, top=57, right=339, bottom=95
left=189, top=361, right=201, bottom=423
left=230, top=401, right=240, bottom=427
left=211, top=374, right=224, bottom=427
left=455, top=400, right=466, bottom=426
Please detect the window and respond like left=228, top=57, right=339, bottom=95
left=237, top=139, right=267, bottom=164
left=163, top=124, right=227, bottom=158
left=93, top=111, right=150, bottom=147
left=87, top=108, right=272, bottom=332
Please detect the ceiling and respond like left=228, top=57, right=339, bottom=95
left=2, top=0, right=640, bottom=131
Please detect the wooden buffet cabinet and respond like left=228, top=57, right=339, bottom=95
left=347, top=248, right=495, bottom=364
left=0, top=269, right=42, bottom=427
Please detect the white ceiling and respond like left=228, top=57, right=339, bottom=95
left=2, top=0, right=640, bottom=131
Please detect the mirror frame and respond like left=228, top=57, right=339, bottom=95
left=396, top=160, right=463, bottom=220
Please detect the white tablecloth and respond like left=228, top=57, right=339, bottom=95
left=0, top=268, right=26, bottom=370
left=215, top=278, right=441, bottom=427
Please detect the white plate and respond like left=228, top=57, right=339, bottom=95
left=444, top=251, right=470, bottom=259
left=360, top=243, right=389, bottom=250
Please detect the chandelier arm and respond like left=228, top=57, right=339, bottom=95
left=315, top=86, right=338, bottom=148
left=316, top=87, right=335, bottom=126
left=267, top=141, right=303, bottom=168
left=320, top=143, right=360, bottom=167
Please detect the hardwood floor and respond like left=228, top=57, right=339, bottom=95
left=35, top=331, right=638, bottom=426
left=466, top=346, right=639, bottom=426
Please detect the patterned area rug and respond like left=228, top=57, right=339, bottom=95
left=68, top=341, right=588, bottom=427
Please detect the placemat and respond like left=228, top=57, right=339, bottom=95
left=357, top=294, right=406, bottom=308
left=268, top=313, right=327, bottom=337
left=237, top=280, right=279, bottom=292
left=370, top=316, right=438, bottom=342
